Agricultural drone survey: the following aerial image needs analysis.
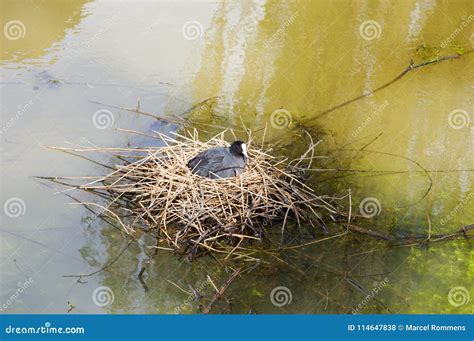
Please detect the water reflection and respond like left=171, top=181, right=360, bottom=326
left=0, top=0, right=472, bottom=315
left=192, top=0, right=473, bottom=233
left=1, top=0, right=90, bottom=64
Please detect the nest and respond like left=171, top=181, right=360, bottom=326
left=72, top=131, right=337, bottom=259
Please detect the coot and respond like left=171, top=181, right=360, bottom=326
left=187, top=141, right=248, bottom=179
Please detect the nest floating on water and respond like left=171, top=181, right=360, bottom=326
left=78, top=131, right=336, bottom=258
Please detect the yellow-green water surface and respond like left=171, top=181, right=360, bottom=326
left=0, top=0, right=472, bottom=314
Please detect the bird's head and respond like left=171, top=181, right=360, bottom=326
left=230, top=141, right=248, bottom=160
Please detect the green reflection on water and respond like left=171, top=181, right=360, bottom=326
left=1, top=0, right=472, bottom=314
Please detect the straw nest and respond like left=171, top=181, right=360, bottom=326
left=74, top=131, right=337, bottom=258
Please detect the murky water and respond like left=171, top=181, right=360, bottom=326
left=1, top=0, right=472, bottom=314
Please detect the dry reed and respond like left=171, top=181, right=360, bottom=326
left=57, top=130, right=339, bottom=259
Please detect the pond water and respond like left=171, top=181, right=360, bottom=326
left=1, top=0, right=472, bottom=314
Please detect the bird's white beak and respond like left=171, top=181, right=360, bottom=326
left=242, top=143, right=248, bottom=159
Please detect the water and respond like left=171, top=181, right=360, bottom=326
left=1, top=0, right=472, bottom=314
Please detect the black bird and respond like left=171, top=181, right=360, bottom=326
left=187, top=141, right=248, bottom=179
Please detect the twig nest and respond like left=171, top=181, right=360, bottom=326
left=81, top=131, right=336, bottom=259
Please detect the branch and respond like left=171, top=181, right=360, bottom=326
left=203, top=266, right=243, bottom=314
left=311, top=50, right=473, bottom=120
left=63, top=239, right=133, bottom=279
